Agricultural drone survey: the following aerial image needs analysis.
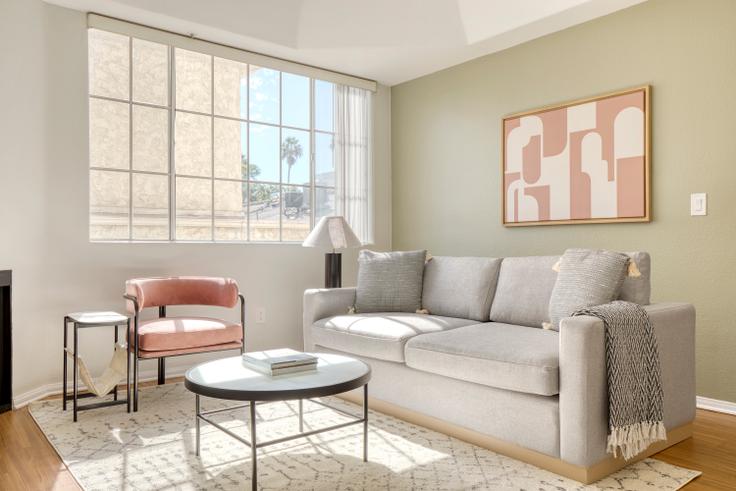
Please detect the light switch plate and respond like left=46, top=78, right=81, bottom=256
left=690, top=193, right=707, bottom=216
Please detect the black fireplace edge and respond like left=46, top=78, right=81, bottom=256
left=0, top=270, right=11, bottom=413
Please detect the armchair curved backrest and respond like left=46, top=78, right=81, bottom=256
left=125, top=276, right=239, bottom=313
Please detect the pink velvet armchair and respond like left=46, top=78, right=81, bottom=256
left=124, top=277, right=245, bottom=411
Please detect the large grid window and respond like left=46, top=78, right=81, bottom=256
left=88, top=29, right=337, bottom=242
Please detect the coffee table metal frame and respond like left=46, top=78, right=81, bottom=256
left=185, top=361, right=370, bottom=491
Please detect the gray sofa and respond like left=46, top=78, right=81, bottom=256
left=302, top=254, right=695, bottom=483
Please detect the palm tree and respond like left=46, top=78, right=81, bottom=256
left=242, top=155, right=261, bottom=180
left=281, top=136, right=303, bottom=184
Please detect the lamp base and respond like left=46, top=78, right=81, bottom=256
left=325, top=253, right=342, bottom=288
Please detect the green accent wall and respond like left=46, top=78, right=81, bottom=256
left=391, top=0, right=736, bottom=402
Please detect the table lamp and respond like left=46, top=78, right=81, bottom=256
left=302, top=216, right=361, bottom=288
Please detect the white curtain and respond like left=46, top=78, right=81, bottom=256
left=334, top=85, right=374, bottom=245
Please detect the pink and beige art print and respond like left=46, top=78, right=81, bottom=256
left=502, top=86, right=650, bottom=226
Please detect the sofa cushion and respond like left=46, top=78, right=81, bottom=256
left=489, top=252, right=652, bottom=328
left=404, top=323, right=560, bottom=396
left=422, top=256, right=502, bottom=321
left=134, top=317, right=242, bottom=352
left=489, top=256, right=558, bottom=328
left=311, top=313, right=476, bottom=362
left=355, top=250, right=427, bottom=313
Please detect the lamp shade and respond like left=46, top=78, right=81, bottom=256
left=302, top=216, right=361, bottom=250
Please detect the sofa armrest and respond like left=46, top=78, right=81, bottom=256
left=558, top=302, right=696, bottom=467
left=302, top=287, right=356, bottom=350
left=644, top=303, right=696, bottom=429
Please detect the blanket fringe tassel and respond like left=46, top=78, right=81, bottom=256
left=607, top=421, right=667, bottom=460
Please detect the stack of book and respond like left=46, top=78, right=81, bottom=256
left=242, top=348, right=318, bottom=376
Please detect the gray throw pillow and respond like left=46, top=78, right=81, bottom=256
left=355, top=250, right=427, bottom=313
left=546, top=248, right=629, bottom=331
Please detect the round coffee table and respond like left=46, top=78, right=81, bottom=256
left=185, top=353, right=371, bottom=490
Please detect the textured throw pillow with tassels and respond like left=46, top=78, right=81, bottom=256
left=353, top=249, right=427, bottom=313
left=544, top=248, right=630, bottom=331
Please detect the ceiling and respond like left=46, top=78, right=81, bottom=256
left=44, top=0, right=647, bottom=86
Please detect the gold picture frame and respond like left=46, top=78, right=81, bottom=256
left=501, top=85, right=650, bottom=227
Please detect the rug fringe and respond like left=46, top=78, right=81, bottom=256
left=607, top=421, right=667, bottom=460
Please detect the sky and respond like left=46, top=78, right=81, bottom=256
left=241, top=68, right=334, bottom=187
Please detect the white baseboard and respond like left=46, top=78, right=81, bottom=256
left=12, top=365, right=189, bottom=409
left=696, top=395, right=736, bottom=415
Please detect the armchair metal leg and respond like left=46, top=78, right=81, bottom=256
left=158, top=358, right=166, bottom=385
left=113, top=326, right=118, bottom=401
left=73, top=322, right=78, bottom=422
left=155, top=306, right=167, bottom=386
left=123, top=295, right=141, bottom=412
left=126, top=319, right=131, bottom=413
left=239, top=293, right=246, bottom=354
left=62, top=317, right=68, bottom=411
left=133, top=355, right=139, bottom=412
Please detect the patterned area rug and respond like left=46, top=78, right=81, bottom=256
left=29, top=383, right=700, bottom=490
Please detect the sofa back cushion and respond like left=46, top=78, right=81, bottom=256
left=490, top=256, right=559, bottom=328
left=490, top=252, right=652, bottom=328
left=422, top=256, right=502, bottom=321
left=355, top=250, right=427, bottom=313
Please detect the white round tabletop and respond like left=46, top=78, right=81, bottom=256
left=184, top=353, right=371, bottom=401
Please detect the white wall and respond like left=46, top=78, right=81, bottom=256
left=0, top=0, right=391, bottom=400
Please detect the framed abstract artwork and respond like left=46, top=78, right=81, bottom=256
left=502, top=86, right=650, bottom=226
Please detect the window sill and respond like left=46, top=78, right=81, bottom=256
left=89, top=240, right=306, bottom=245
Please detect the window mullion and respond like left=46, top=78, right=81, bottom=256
left=310, top=78, right=315, bottom=230
left=246, top=63, right=250, bottom=242
left=90, top=94, right=167, bottom=110
left=169, top=46, right=176, bottom=241
left=278, top=71, right=283, bottom=242
left=210, top=55, right=215, bottom=242
left=128, top=36, right=133, bottom=241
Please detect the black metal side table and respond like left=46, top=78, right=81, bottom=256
left=63, top=311, right=131, bottom=421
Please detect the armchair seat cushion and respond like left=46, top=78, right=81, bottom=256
left=405, top=323, right=560, bottom=396
left=134, top=317, right=242, bottom=352
left=311, top=313, right=476, bottom=362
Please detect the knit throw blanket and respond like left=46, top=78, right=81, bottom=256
left=573, top=300, right=667, bottom=460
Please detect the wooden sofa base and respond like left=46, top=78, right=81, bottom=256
left=339, top=392, right=693, bottom=484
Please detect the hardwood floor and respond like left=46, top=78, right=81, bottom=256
left=655, top=409, right=736, bottom=490
left=0, top=389, right=734, bottom=490
left=0, top=405, right=78, bottom=490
